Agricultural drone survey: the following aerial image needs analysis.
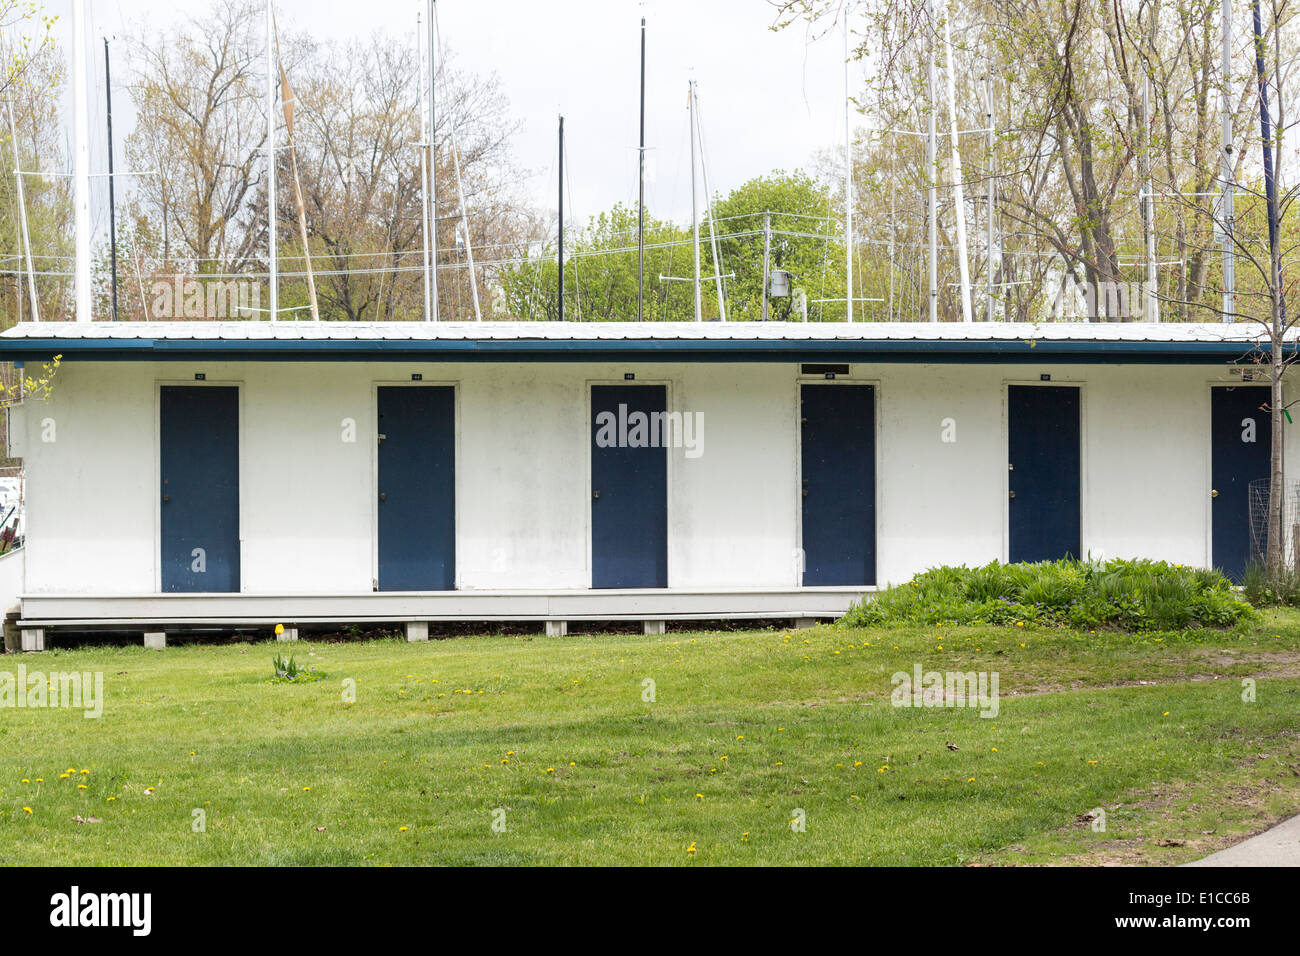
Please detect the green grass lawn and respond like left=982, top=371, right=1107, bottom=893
left=2, top=612, right=1299, bottom=866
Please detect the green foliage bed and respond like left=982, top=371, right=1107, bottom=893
left=841, top=558, right=1257, bottom=633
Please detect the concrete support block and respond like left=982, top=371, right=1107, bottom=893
left=20, top=628, right=44, bottom=652
left=405, top=621, right=429, bottom=643
left=545, top=620, right=567, bottom=637
left=143, top=631, right=166, bottom=650
left=276, top=626, right=299, bottom=642
left=642, top=619, right=666, bottom=635
left=792, top=617, right=819, bottom=630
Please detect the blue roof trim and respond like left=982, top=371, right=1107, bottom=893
left=0, top=335, right=1283, bottom=364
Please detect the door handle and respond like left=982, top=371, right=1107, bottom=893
left=593, top=490, right=600, bottom=499
left=1009, top=490, right=1016, bottom=499
left=162, top=495, right=170, bottom=503
left=379, top=492, right=387, bottom=502
left=1211, top=489, right=1219, bottom=498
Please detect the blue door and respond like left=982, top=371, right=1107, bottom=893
left=160, top=386, right=240, bottom=592
left=377, top=386, right=455, bottom=591
left=800, top=384, right=876, bottom=586
left=1211, top=386, right=1271, bottom=579
left=591, top=385, right=667, bottom=588
left=1008, top=385, right=1081, bottom=563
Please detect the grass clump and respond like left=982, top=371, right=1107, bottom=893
left=841, top=558, right=1257, bottom=633
left=1241, top=560, right=1300, bottom=607
left=269, top=652, right=326, bottom=683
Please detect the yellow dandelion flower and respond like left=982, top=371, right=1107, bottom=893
left=22, top=806, right=33, bottom=815
left=399, top=826, right=408, bottom=832
left=21, top=778, right=29, bottom=784
left=77, top=784, right=87, bottom=790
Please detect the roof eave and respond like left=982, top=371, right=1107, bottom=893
left=0, top=336, right=1282, bottom=365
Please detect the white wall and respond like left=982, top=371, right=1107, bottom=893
left=15, top=359, right=1293, bottom=595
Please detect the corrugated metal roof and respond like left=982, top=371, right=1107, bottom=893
left=0, top=320, right=1289, bottom=343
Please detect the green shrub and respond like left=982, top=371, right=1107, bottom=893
left=840, top=558, right=1258, bottom=633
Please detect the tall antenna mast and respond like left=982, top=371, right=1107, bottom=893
left=844, top=17, right=854, bottom=323
left=427, top=0, right=439, bottom=321
left=72, top=0, right=90, bottom=321
left=1144, top=75, right=1157, bottom=321
left=943, top=3, right=972, bottom=322
left=689, top=80, right=701, bottom=322
left=637, top=16, right=647, bottom=322
left=985, top=74, right=996, bottom=323
left=694, top=88, right=726, bottom=322
left=105, top=37, right=118, bottom=321
left=266, top=0, right=277, bottom=321
left=430, top=3, right=480, bottom=322
left=558, top=114, right=565, bottom=322
left=6, top=101, right=40, bottom=322
left=417, top=8, right=432, bottom=322
left=1219, top=0, right=1235, bottom=321
left=926, top=0, right=938, bottom=322
left=1251, top=1, right=1281, bottom=320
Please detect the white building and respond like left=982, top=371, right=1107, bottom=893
left=0, top=320, right=1290, bottom=650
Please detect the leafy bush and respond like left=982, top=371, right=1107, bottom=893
left=840, top=558, right=1257, bottom=633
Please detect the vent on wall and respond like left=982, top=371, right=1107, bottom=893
left=801, top=364, right=850, bottom=376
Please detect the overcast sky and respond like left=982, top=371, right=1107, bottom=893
left=28, top=0, right=855, bottom=242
